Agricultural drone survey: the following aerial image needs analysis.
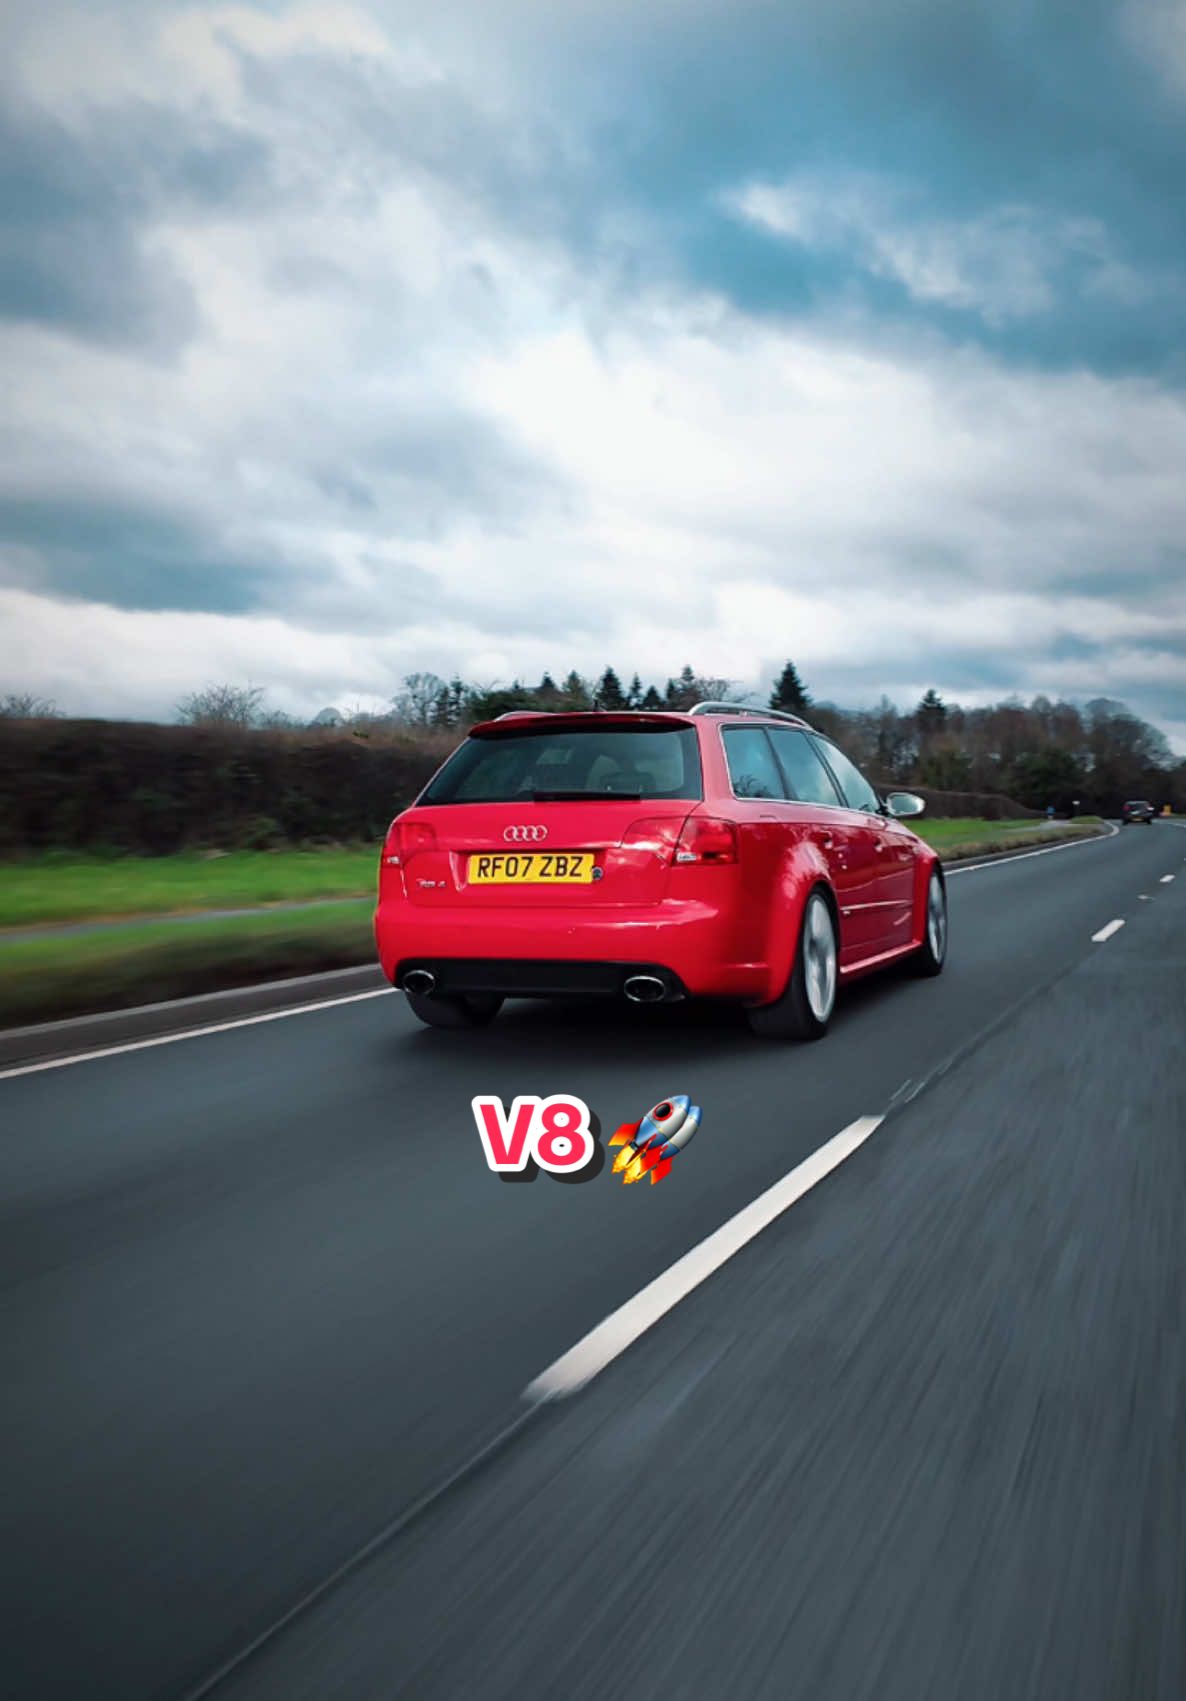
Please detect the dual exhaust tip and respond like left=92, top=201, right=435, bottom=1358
left=401, top=967, right=671, bottom=1004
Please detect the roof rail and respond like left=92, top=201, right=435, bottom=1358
left=494, top=709, right=552, bottom=719
left=687, top=701, right=814, bottom=729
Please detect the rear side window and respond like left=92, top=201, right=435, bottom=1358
left=420, top=726, right=703, bottom=803
left=722, top=727, right=784, bottom=799
left=766, top=729, right=843, bottom=806
left=813, top=738, right=881, bottom=813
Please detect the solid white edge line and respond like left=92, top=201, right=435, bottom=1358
left=524, top=1114, right=884, bottom=1402
left=946, top=819, right=1119, bottom=876
left=1160, top=874, right=1175, bottom=884
left=1091, top=919, right=1125, bottom=943
left=0, top=989, right=393, bottom=1081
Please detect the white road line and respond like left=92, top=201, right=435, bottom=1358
left=1091, top=919, right=1125, bottom=943
left=946, top=819, right=1119, bottom=876
left=524, top=1114, right=884, bottom=1402
left=0, top=989, right=392, bottom=1082
left=1160, top=874, right=1175, bottom=884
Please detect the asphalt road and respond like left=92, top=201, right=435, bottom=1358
left=3, top=821, right=1183, bottom=1701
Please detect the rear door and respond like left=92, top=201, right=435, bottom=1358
left=762, top=728, right=886, bottom=963
left=809, top=736, right=913, bottom=952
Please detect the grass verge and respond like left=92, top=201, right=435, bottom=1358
left=0, top=820, right=1111, bottom=1029
left=0, top=847, right=378, bottom=928
left=0, top=903, right=376, bottom=1029
left=914, top=817, right=1105, bottom=858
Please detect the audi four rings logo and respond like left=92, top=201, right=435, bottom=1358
left=504, top=825, right=548, bottom=842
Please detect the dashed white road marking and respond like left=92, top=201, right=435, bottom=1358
left=1092, top=919, right=1126, bottom=943
left=525, top=1114, right=884, bottom=1401
left=1160, top=874, right=1175, bottom=884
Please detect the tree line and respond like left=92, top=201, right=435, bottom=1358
left=4, top=659, right=1182, bottom=816
left=175, top=660, right=1181, bottom=813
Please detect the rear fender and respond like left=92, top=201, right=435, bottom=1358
left=759, top=841, right=834, bottom=1005
left=911, top=852, right=943, bottom=949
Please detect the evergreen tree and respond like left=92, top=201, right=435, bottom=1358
left=626, top=672, right=643, bottom=709
left=769, top=660, right=811, bottom=716
left=465, top=679, right=538, bottom=721
left=915, top=688, right=947, bottom=743
left=641, top=685, right=663, bottom=710
left=594, top=667, right=628, bottom=710
left=664, top=665, right=699, bottom=710
left=560, top=670, right=592, bottom=710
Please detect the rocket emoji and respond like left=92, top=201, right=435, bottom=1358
left=609, top=1094, right=702, bottom=1185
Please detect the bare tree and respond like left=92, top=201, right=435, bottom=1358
left=694, top=675, right=747, bottom=704
left=176, top=684, right=266, bottom=727
left=391, top=672, right=447, bottom=728
left=0, top=692, right=60, bottom=718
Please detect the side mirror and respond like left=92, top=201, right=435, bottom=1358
left=884, top=791, right=926, bottom=819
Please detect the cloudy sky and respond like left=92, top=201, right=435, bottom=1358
left=2, top=0, right=1185, bottom=745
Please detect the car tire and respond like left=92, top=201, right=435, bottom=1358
left=746, top=888, right=837, bottom=1042
left=405, top=990, right=503, bottom=1029
left=911, top=869, right=947, bottom=977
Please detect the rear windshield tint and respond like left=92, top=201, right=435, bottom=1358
left=420, top=725, right=704, bottom=804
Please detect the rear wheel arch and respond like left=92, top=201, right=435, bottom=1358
left=748, top=881, right=838, bottom=1041
left=813, top=878, right=841, bottom=949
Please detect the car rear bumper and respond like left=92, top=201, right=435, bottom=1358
left=374, top=899, right=769, bottom=1000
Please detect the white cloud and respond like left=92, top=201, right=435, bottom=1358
left=729, top=175, right=1147, bottom=325
left=1, top=3, right=1184, bottom=751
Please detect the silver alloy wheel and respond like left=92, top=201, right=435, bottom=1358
left=927, top=874, right=947, bottom=963
left=804, top=894, right=837, bottom=1023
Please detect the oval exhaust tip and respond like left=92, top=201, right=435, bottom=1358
left=623, top=974, right=667, bottom=1004
left=403, top=968, right=436, bottom=995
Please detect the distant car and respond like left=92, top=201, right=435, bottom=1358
left=374, top=705, right=946, bottom=1042
left=1121, top=800, right=1155, bottom=825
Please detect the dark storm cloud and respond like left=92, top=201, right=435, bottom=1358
left=0, top=99, right=270, bottom=348
left=350, top=410, right=572, bottom=540
left=495, top=0, right=1186, bottom=373
left=0, top=497, right=290, bottom=612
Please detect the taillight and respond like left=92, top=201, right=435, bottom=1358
left=674, top=816, right=738, bottom=865
left=383, top=819, right=438, bottom=866
left=620, top=817, right=685, bottom=856
left=621, top=815, right=738, bottom=865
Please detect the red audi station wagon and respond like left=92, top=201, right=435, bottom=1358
left=374, top=704, right=947, bottom=1041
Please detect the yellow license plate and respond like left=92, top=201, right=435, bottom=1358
left=468, top=851, right=595, bottom=884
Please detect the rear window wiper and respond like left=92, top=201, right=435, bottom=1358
left=530, top=788, right=644, bottom=801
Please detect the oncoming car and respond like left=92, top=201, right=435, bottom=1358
left=374, top=704, right=947, bottom=1041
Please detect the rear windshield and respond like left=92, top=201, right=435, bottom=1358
left=420, top=725, right=703, bottom=804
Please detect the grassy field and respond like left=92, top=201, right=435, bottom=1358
left=0, top=903, right=375, bottom=1028
left=913, top=817, right=1104, bottom=857
left=1, top=823, right=1108, bottom=930
left=0, top=847, right=378, bottom=928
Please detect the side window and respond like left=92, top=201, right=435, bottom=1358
left=722, top=727, right=784, bottom=799
left=766, top=729, right=843, bottom=806
left=813, top=738, right=881, bottom=814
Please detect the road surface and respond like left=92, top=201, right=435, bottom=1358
left=3, top=821, right=1183, bottom=1700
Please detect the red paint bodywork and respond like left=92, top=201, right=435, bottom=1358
left=373, top=710, right=941, bottom=1007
